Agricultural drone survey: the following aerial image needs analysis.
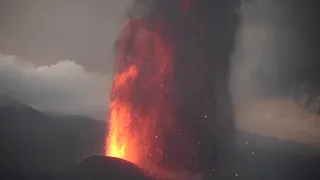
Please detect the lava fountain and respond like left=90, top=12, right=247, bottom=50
left=105, top=0, right=240, bottom=178
left=105, top=18, right=177, bottom=169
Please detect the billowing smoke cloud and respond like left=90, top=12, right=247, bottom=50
left=0, top=53, right=111, bottom=120
left=230, top=0, right=320, bottom=149
left=108, top=0, right=241, bottom=175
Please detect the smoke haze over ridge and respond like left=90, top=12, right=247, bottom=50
left=0, top=53, right=110, bottom=120
left=0, top=0, right=320, bottom=151
left=230, top=0, right=320, bottom=149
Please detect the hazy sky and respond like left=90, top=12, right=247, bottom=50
left=0, top=0, right=134, bottom=120
left=0, top=0, right=132, bottom=73
left=1, top=0, right=320, bottom=149
left=231, top=1, right=320, bottom=149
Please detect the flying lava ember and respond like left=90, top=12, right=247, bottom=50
left=105, top=0, right=240, bottom=178
left=106, top=18, right=177, bottom=167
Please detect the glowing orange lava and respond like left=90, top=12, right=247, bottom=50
left=105, top=18, right=176, bottom=169
left=106, top=65, right=139, bottom=162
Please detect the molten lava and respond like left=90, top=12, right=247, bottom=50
left=104, top=0, right=240, bottom=179
left=106, top=18, right=176, bottom=169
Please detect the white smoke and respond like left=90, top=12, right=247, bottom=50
left=230, top=1, right=320, bottom=149
left=0, top=53, right=111, bottom=120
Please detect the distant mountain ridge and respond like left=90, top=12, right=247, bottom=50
left=0, top=96, right=106, bottom=173
left=0, top=96, right=320, bottom=180
left=236, top=129, right=318, bottom=156
left=0, top=95, right=24, bottom=107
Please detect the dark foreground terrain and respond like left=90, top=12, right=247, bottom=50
left=1, top=96, right=320, bottom=180
left=64, top=156, right=157, bottom=180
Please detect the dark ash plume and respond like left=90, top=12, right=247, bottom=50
left=112, top=0, right=240, bottom=174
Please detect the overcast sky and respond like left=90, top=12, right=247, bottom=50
left=0, top=0, right=132, bottom=73
left=0, top=0, right=133, bottom=119
left=0, top=0, right=319, bottom=149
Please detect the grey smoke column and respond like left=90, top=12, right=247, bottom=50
left=121, top=0, right=240, bottom=173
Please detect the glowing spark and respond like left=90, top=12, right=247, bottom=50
left=105, top=19, right=176, bottom=171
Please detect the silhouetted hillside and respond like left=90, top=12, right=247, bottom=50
left=0, top=96, right=320, bottom=180
left=64, top=155, right=156, bottom=180
left=0, top=96, right=106, bottom=173
left=236, top=130, right=318, bottom=155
